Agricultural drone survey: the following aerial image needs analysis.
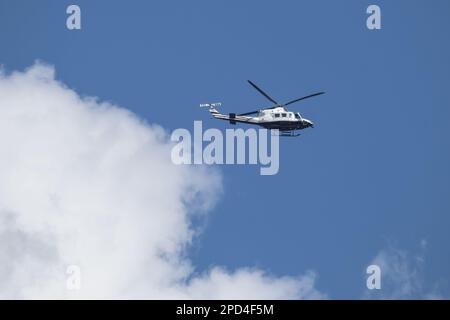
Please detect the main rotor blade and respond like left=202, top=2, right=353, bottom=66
left=284, top=92, right=325, bottom=106
left=247, top=80, right=279, bottom=105
left=238, top=110, right=259, bottom=116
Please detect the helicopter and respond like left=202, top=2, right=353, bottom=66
left=201, top=80, right=325, bottom=137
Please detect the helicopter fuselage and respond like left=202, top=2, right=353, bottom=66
left=254, top=107, right=314, bottom=131
left=208, top=106, right=314, bottom=132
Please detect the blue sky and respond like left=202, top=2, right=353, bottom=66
left=1, top=0, right=449, bottom=298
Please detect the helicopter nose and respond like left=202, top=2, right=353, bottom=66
left=303, top=119, right=314, bottom=128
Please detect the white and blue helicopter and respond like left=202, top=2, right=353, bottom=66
left=201, top=80, right=325, bottom=137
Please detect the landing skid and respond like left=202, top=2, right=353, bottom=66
left=270, top=130, right=301, bottom=137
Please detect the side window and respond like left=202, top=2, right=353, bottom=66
left=282, top=113, right=287, bottom=118
left=274, top=113, right=280, bottom=118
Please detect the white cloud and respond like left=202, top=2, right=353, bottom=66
left=0, top=62, right=323, bottom=299
left=365, top=242, right=442, bottom=299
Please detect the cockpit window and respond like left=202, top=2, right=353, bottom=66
left=295, top=113, right=301, bottom=119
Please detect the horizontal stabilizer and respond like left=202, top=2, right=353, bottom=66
left=200, top=102, right=222, bottom=108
